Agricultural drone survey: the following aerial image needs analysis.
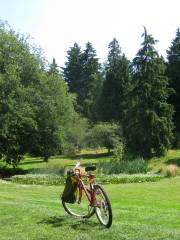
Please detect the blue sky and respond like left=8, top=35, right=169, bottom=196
left=0, top=0, right=180, bottom=66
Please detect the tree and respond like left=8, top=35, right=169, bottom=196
left=62, top=43, right=82, bottom=94
left=0, top=21, right=77, bottom=165
left=80, top=42, right=103, bottom=120
left=48, top=58, right=59, bottom=75
left=27, top=60, right=76, bottom=162
left=124, top=28, right=174, bottom=158
left=87, top=122, right=122, bottom=153
left=167, top=28, right=180, bottom=145
left=62, top=42, right=103, bottom=120
left=99, top=38, right=130, bottom=122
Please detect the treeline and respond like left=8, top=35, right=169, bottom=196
left=62, top=27, right=180, bottom=158
left=0, top=20, right=180, bottom=166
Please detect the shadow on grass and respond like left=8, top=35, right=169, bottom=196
left=72, top=152, right=112, bottom=160
left=19, top=159, right=44, bottom=165
left=38, top=215, right=98, bottom=229
left=166, top=157, right=180, bottom=167
left=0, top=166, right=27, bottom=178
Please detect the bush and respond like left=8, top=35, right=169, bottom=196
left=98, top=158, right=149, bottom=174
left=113, top=142, right=124, bottom=161
left=87, top=122, right=122, bottom=153
left=29, top=166, right=66, bottom=176
left=10, top=173, right=163, bottom=186
left=158, top=164, right=179, bottom=177
left=96, top=174, right=164, bottom=184
left=62, top=117, right=89, bottom=156
left=11, top=174, right=65, bottom=185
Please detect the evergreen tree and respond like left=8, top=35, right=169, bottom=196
left=63, top=42, right=102, bottom=120
left=80, top=42, right=102, bottom=120
left=62, top=43, right=82, bottom=94
left=100, top=38, right=130, bottom=122
left=167, top=28, right=180, bottom=142
left=125, top=28, right=174, bottom=158
left=48, top=58, right=59, bottom=75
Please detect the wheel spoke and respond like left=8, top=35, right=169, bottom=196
left=94, top=184, right=112, bottom=228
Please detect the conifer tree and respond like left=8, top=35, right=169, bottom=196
left=62, top=43, right=82, bottom=94
left=63, top=42, right=102, bottom=120
left=125, top=28, right=174, bottom=157
left=80, top=42, right=102, bottom=120
left=100, top=38, right=130, bottom=122
left=167, top=28, right=180, bottom=142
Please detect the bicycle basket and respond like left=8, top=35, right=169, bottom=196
left=61, top=171, right=79, bottom=204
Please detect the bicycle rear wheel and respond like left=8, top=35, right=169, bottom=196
left=94, top=184, right=112, bottom=228
left=61, top=188, right=95, bottom=218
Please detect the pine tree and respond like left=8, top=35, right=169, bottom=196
left=80, top=42, right=102, bottom=120
left=63, top=42, right=102, bottom=120
left=62, top=43, right=82, bottom=94
left=48, top=58, right=59, bottom=75
left=125, top=28, right=174, bottom=158
left=100, top=38, right=130, bottom=122
left=167, top=28, right=180, bottom=141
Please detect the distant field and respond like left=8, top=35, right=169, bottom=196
left=0, top=177, right=180, bottom=240
left=14, top=149, right=180, bottom=173
left=149, top=149, right=180, bottom=172
left=19, top=148, right=111, bottom=171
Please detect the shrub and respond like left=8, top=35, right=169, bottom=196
left=10, top=173, right=163, bottom=186
left=11, top=174, right=65, bottom=185
left=159, top=164, right=179, bottom=177
left=113, top=142, right=124, bottom=161
left=96, top=174, right=164, bottom=184
left=29, top=166, right=66, bottom=176
left=98, top=158, right=149, bottom=174
left=87, top=122, right=122, bottom=153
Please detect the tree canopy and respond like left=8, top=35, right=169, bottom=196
left=0, top=21, right=76, bottom=165
left=99, top=38, right=130, bottom=122
left=124, top=28, right=174, bottom=157
left=167, top=28, right=180, bottom=142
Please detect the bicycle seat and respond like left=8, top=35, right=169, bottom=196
left=85, top=165, right=96, bottom=172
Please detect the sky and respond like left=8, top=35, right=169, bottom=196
left=0, top=0, right=180, bottom=67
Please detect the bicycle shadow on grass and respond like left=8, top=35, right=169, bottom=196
left=38, top=215, right=99, bottom=230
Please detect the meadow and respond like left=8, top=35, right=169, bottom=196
left=0, top=177, right=180, bottom=240
left=0, top=149, right=180, bottom=240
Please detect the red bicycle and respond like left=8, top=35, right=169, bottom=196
left=62, top=162, right=112, bottom=228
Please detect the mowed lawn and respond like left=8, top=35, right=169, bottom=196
left=0, top=177, right=180, bottom=240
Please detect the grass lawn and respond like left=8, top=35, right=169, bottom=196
left=18, top=149, right=111, bottom=171
left=149, top=149, right=180, bottom=172
left=0, top=177, right=180, bottom=240
left=14, top=149, right=180, bottom=173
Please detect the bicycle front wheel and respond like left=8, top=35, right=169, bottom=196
left=62, top=188, right=95, bottom=218
left=94, top=184, right=112, bottom=228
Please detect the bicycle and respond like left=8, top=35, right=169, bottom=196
left=61, top=162, right=112, bottom=228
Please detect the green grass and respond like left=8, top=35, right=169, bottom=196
left=0, top=177, right=180, bottom=240
left=19, top=149, right=111, bottom=171
left=149, top=149, right=180, bottom=172
left=10, top=173, right=164, bottom=186
left=19, top=149, right=180, bottom=175
left=1, top=149, right=180, bottom=177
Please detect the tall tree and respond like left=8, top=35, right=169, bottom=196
left=0, top=21, right=77, bottom=165
left=125, top=28, right=174, bottom=157
left=80, top=42, right=102, bottom=120
left=62, top=43, right=82, bottom=94
left=167, top=28, right=180, bottom=143
left=63, top=42, right=102, bottom=120
left=99, top=38, right=130, bottom=122
left=48, top=58, right=59, bottom=75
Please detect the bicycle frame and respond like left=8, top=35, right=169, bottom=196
left=75, top=168, right=96, bottom=207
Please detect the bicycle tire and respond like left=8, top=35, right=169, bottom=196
left=94, top=184, right=112, bottom=228
left=61, top=188, right=95, bottom=218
